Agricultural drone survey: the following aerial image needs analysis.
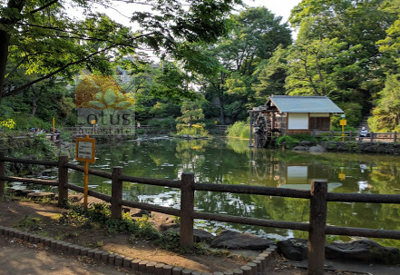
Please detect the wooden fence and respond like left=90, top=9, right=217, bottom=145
left=1, top=153, right=400, bottom=274
left=312, top=130, right=399, bottom=143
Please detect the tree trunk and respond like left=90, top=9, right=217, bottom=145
left=0, top=30, right=10, bottom=103
left=218, top=94, right=225, bottom=125
left=31, top=97, right=39, bottom=117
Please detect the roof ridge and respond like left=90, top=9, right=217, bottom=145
left=270, top=95, right=328, bottom=98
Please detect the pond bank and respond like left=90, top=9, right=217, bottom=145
left=279, top=140, right=400, bottom=155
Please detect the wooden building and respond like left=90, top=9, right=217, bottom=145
left=249, top=95, right=343, bottom=147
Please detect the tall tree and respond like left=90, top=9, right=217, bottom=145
left=288, top=0, right=398, bottom=111
left=203, top=7, right=292, bottom=123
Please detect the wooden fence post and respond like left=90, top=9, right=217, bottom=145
left=308, top=179, right=328, bottom=275
left=111, top=167, right=123, bottom=219
left=180, top=172, right=195, bottom=248
left=0, top=152, right=4, bottom=199
left=58, top=156, right=69, bottom=207
left=394, top=131, right=397, bottom=143
left=370, top=131, right=374, bottom=143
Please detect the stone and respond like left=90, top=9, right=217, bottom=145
left=299, top=140, right=315, bottom=147
left=309, top=145, right=326, bottom=153
left=166, top=227, right=214, bottom=243
left=159, top=222, right=179, bottom=232
left=132, top=209, right=151, bottom=217
left=210, top=230, right=274, bottom=250
left=193, top=229, right=214, bottom=243
left=277, top=238, right=307, bottom=261
left=292, top=146, right=308, bottom=151
left=326, top=239, right=400, bottom=264
left=27, top=192, right=55, bottom=200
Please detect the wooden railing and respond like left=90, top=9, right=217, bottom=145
left=1, top=154, right=400, bottom=274
left=312, top=130, right=399, bottom=143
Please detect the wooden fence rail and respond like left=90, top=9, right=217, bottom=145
left=1, top=153, right=400, bottom=274
left=312, top=130, right=399, bottom=143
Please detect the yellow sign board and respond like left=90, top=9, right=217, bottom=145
left=76, top=136, right=96, bottom=163
left=340, top=119, right=347, bottom=126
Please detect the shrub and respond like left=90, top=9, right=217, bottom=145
left=276, top=135, right=299, bottom=148
left=146, top=117, right=176, bottom=128
left=227, top=121, right=250, bottom=139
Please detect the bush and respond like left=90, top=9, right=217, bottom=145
left=145, top=117, right=176, bottom=128
left=176, top=123, right=208, bottom=137
left=13, top=114, right=52, bottom=131
left=276, top=135, right=300, bottom=148
left=227, top=121, right=250, bottom=139
left=333, top=102, right=363, bottom=128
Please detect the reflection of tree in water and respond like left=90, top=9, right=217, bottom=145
left=175, top=139, right=209, bottom=172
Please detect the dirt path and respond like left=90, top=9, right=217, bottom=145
left=0, top=237, right=130, bottom=275
left=0, top=199, right=246, bottom=273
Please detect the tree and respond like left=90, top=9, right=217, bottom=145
left=289, top=0, right=398, bottom=111
left=285, top=38, right=362, bottom=100
left=203, top=7, right=292, bottom=123
left=0, top=0, right=242, bottom=103
left=253, top=45, right=289, bottom=97
left=176, top=100, right=208, bottom=136
left=369, top=74, right=400, bottom=132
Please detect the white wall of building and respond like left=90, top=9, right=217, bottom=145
left=288, top=113, right=308, bottom=129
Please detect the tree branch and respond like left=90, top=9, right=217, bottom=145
left=4, top=44, right=115, bottom=97
left=29, top=0, right=58, bottom=15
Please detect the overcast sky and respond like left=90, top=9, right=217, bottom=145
left=245, top=0, right=301, bottom=23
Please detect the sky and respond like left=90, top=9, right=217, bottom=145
left=245, top=0, right=302, bottom=23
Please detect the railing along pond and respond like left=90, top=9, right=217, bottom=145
left=312, top=130, right=399, bottom=142
left=1, top=153, right=400, bottom=274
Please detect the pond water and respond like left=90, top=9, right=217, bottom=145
left=67, top=137, right=400, bottom=246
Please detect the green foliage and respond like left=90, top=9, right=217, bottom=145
left=1, top=133, right=57, bottom=161
left=146, top=117, right=176, bottom=129
left=202, top=7, right=292, bottom=123
left=15, top=217, right=43, bottom=231
left=64, top=203, right=211, bottom=254
left=287, top=0, right=398, bottom=113
left=253, top=45, right=288, bottom=97
left=276, top=135, right=300, bottom=148
left=176, top=101, right=208, bottom=137
left=226, top=121, right=249, bottom=139
left=331, top=102, right=363, bottom=128
left=369, top=74, right=400, bottom=132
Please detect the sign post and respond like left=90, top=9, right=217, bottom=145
left=90, top=119, right=96, bottom=135
left=75, top=135, right=96, bottom=211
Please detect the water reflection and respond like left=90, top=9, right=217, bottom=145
left=68, top=138, right=400, bottom=245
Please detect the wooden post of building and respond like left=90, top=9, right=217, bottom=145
left=111, top=167, right=123, bottom=219
left=0, top=152, right=4, bottom=199
left=58, top=156, right=69, bottom=207
left=180, top=172, right=195, bottom=248
left=394, top=131, right=397, bottom=143
left=370, top=131, right=374, bottom=143
left=308, top=179, right=328, bottom=275
left=249, top=113, right=253, bottom=147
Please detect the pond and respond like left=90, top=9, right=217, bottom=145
left=67, top=137, right=400, bottom=246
